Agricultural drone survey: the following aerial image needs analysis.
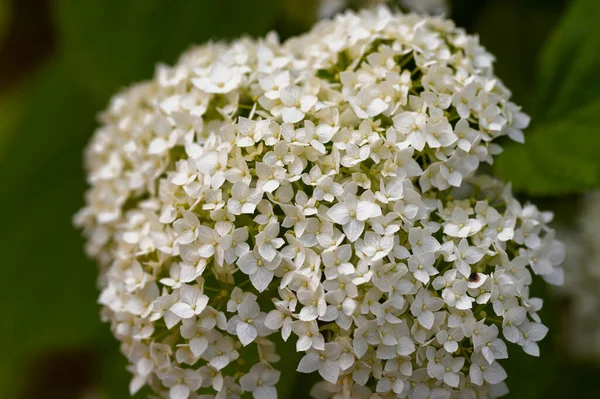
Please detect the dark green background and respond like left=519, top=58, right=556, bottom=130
left=1, top=0, right=599, bottom=398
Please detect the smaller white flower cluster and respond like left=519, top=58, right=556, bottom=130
left=558, top=191, right=600, bottom=359
left=319, top=0, right=449, bottom=20
left=76, top=7, right=564, bottom=399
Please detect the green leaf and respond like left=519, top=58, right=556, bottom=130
left=534, top=0, right=600, bottom=121
left=495, top=0, right=600, bottom=196
left=496, top=98, right=600, bottom=196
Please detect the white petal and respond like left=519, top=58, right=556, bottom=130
left=343, top=219, right=364, bottom=242
left=282, top=107, right=304, bottom=124
left=420, top=236, right=441, bottom=253
left=354, top=337, right=368, bottom=358
left=470, top=364, right=484, bottom=386
left=366, top=98, right=388, bottom=117
left=418, top=310, right=434, bottom=330
left=236, top=322, right=257, bottom=346
left=376, top=379, right=392, bottom=393
left=319, top=359, right=340, bottom=383
left=265, top=310, right=284, bottom=330
left=484, top=361, right=507, bottom=384
left=238, top=296, right=260, bottom=319
left=327, top=204, right=351, bottom=225
left=250, top=267, right=274, bottom=292
left=522, top=340, right=540, bottom=357
left=149, top=138, right=169, bottom=155
left=396, top=336, right=416, bottom=356
left=259, top=244, right=278, bottom=262
left=300, top=306, right=319, bottom=321
left=444, top=372, right=459, bottom=387
left=169, top=303, right=194, bottom=319
left=237, top=252, right=258, bottom=275
left=356, top=201, right=381, bottom=221
left=190, top=337, right=208, bottom=357
left=297, top=353, right=320, bottom=373
left=255, top=386, right=277, bottom=399
left=296, top=335, right=312, bottom=352
left=170, top=384, right=190, bottom=399
left=376, top=344, right=397, bottom=360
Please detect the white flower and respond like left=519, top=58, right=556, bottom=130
left=227, top=296, right=267, bottom=346
left=173, top=210, right=200, bottom=245
left=443, top=208, right=483, bottom=238
left=356, top=232, right=394, bottom=262
left=204, top=336, right=239, bottom=370
left=473, top=324, right=508, bottom=364
left=410, top=289, right=444, bottom=329
left=518, top=321, right=548, bottom=356
left=441, top=279, right=474, bottom=310
left=297, top=287, right=327, bottom=321
left=169, top=285, right=209, bottom=320
left=193, top=62, right=242, bottom=94
left=280, top=85, right=318, bottom=123
left=349, top=85, right=389, bottom=119
left=502, top=305, right=527, bottom=343
left=265, top=305, right=294, bottom=341
left=227, top=182, right=263, bottom=215
left=425, top=117, right=457, bottom=149
left=158, top=367, right=203, bottom=399
left=255, top=162, right=286, bottom=193
left=394, top=112, right=428, bottom=151
left=375, top=178, right=404, bottom=204
left=453, top=238, right=486, bottom=278
left=340, top=143, right=370, bottom=167
left=297, top=343, right=342, bottom=383
left=237, top=249, right=281, bottom=292
left=408, top=252, right=438, bottom=284
left=408, top=227, right=441, bottom=255
left=240, top=363, right=281, bottom=399
left=77, top=7, right=561, bottom=398
left=292, top=321, right=324, bottom=352
left=327, top=195, right=382, bottom=242
left=255, top=222, right=285, bottom=262
left=469, top=354, right=508, bottom=386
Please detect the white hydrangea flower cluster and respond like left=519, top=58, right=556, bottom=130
left=76, top=7, right=565, bottom=399
left=319, top=0, right=448, bottom=20
left=558, top=191, right=600, bottom=359
left=398, top=0, right=448, bottom=15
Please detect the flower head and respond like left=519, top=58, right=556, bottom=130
left=76, top=7, right=563, bottom=399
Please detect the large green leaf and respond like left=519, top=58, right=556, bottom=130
left=534, top=0, right=600, bottom=122
left=495, top=0, right=600, bottom=196
left=496, top=98, right=600, bottom=196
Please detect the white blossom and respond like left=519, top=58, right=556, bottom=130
left=76, top=7, right=562, bottom=399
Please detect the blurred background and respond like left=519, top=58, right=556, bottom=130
left=1, top=0, right=599, bottom=398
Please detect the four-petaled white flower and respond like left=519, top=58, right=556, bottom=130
left=169, top=284, right=209, bottom=320
left=327, top=195, right=382, bottom=242
left=297, top=343, right=342, bottom=383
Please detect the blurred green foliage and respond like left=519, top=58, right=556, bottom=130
left=0, top=1, right=281, bottom=398
left=1, top=1, right=600, bottom=398
left=495, top=0, right=600, bottom=196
